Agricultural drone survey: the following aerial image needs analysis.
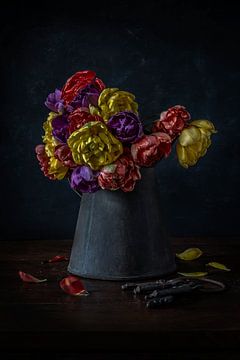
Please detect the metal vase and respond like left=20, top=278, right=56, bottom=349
left=68, top=168, right=176, bottom=280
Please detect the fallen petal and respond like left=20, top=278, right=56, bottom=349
left=18, top=271, right=47, bottom=283
left=42, top=255, right=69, bottom=264
left=60, top=276, right=89, bottom=296
left=176, top=248, right=203, bottom=261
left=178, top=272, right=208, bottom=278
left=206, top=262, right=231, bottom=271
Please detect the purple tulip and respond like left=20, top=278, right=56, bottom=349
left=70, top=166, right=100, bottom=193
left=69, top=84, right=100, bottom=111
left=52, top=115, right=69, bottom=143
left=107, top=111, right=143, bottom=143
left=45, top=89, right=64, bottom=113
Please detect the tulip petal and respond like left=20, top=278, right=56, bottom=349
left=185, top=146, right=198, bottom=166
left=19, top=271, right=47, bottom=283
left=42, top=255, right=69, bottom=264
left=206, top=262, right=231, bottom=271
left=177, top=272, right=208, bottom=278
left=198, top=132, right=211, bottom=157
left=176, top=248, right=203, bottom=260
left=179, top=126, right=201, bottom=146
left=190, top=120, right=217, bottom=133
left=199, top=127, right=213, bottom=138
left=176, top=143, right=188, bottom=168
left=189, top=139, right=203, bottom=154
left=59, top=276, right=89, bottom=296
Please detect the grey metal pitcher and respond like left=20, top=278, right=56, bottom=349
left=68, top=168, right=176, bottom=280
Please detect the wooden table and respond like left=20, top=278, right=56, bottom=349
left=0, top=238, right=240, bottom=359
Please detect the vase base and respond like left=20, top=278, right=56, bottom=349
left=67, top=263, right=177, bottom=281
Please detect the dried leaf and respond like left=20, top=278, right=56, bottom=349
left=178, top=272, right=208, bottom=278
left=18, top=271, right=47, bottom=283
left=206, top=262, right=231, bottom=271
left=176, top=248, right=203, bottom=261
left=60, top=276, right=89, bottom=296
left=42, top=255, right=69, bottom=264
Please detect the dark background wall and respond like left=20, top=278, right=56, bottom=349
left=1, top=0, right=239, bottom=240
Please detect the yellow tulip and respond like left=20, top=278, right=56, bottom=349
left=97, top=88, right=138, bottom=121
left=42, top=112, right=68, bottom=179
left=176, top=119, right=216, bottom=168
left=42, top=112, right=59, bottom=157
left=48, top=156, right=69, bottom=180
left=67, top=121, right=123, bottom=170
left=89, top=104, right=102, bottom=117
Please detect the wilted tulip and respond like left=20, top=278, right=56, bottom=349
left=176, top=120, right=217, bottom=168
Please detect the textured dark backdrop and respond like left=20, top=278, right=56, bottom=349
left=1, top=0, right=239, bottom=240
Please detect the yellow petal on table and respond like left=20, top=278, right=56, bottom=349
left=176, top=248, right=203, bottom=261
left=179, top=126, right=201, bottom=146
left=206, top=262, right=231, bottom=271
left=178, top=272, right=208, bottom=278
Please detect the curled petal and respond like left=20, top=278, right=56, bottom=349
left=176, top=248, right=203, bottom=260
left=94, top=77, right=106, bottom=92
left=206, top=262, right=231, bottom=271
left=177, top=272, right=208, bottom=278
left=59, top=276, right=89, bottom=296
left=42, top=255, right=69, bottom=264
left=19, top=271, right=47, bottom=283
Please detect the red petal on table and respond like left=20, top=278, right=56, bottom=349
left=41, top=255, right=69, bottom=264
left=18, top=271, right=47, bottom=283
left=48, top=255, right=69, bottom=263
left=59, top=276, right=89, bottom=296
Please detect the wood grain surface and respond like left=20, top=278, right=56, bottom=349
left=0, top=238, right=239, bottom=358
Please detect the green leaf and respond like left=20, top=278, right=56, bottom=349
left=206, top=262, right=231, bottom=271
left=176, top=248, right=203, bottom=261
left=178, top=272, right=208, bottom=278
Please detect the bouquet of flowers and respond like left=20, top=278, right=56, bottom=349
left=35, top=70, right=216, bottom=194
